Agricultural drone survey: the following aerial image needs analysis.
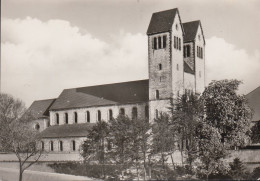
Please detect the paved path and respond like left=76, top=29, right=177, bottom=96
left=0, top=167, right=98, bottom=181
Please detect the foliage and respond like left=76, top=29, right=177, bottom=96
left=0, top=93, right=41, bottom=181
left=251, top=166, right=260, bottom=180
left=251, top=121, right=260, bottom=144
left=201, top=79, right=252, bottom=147
left=228, top=157, right=251, bottom=180
left=48, top=162, right=121, bottom=180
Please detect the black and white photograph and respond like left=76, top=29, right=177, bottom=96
left=1, top=0, right=260, bottom=180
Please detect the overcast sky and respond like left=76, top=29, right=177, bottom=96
left=1, top=0, right=260, bottom=106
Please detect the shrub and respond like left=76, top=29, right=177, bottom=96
left=251, top=166, right=260, bottom=180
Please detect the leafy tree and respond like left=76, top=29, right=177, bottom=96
left=201, top=79, right=252, bottom=148
left=108, top=115, right=136, bottom=178
left=251, top=121, right=260, bottom=144
left=0, top=93, right=41, bottom=181
left=151, top=113, right=176, bottom=179
left=195, top=122, right=227, bottom=180
left=81, top=119, right=110, bottom=178
left=228, top=157, right=247, bottom=180
left=171, top=93, right=203, bottom=166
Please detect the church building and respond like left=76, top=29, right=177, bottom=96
left=27, top=8, right=206, bottom=154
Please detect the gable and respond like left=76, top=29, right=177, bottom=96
left=183, top=20, right=205, bottom=44
left=147, top=8, right=184, bottom=35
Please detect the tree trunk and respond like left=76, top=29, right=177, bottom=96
left=19, top=164, right=23, bottom=181
left=170, top=154, right=175, bottom=169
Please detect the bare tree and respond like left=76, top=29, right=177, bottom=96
left=0, top=93, right=42, bottom=181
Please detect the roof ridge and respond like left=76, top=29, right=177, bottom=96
left=153, top=8, right=178, bottom=14
left=63, top=79, right=149, bottom=90
left=246, top=86, right=260, bottom=96
left=33, top=98, right=56, bottom=102
left=182, top=20, right=200, bottom=24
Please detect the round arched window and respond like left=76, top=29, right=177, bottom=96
left=35, top=123, right=40, bottom=131
left=176, top=24, right=178, bottom=30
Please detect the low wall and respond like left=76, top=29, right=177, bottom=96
left=0, top=153, right=82, bottom=163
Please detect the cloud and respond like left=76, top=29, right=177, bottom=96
left=1, top=17, right=147, bottom=106
left=206, top=36, right=260, bottom=94
left=2, top=17, right=259, bottom=107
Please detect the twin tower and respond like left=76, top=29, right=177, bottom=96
left=147, top=8, right=205, bottom=121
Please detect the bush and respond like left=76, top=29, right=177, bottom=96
left=48, top=162, right=121, bottom=180
left=251, top=166, right=260, bottom=180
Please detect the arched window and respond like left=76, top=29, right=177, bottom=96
left=65, top=113, right=68, bottom=124
left=176, top=37, right=178, bottom=50
left=119, top=108, right=125, bottom=116
left=158, top=36, right=162, bottom=49
left=177, top=64, right=179, bottom=71
left=46, top=121, right=50, bottom=127
left=56, top=113, right=59, bottom=125
left=145, top=105, right=149, bottom=119
left=197, top=46, right=199, bottom=57
left=156, top=90, right=159, bottom=99
left=59, top=141, right=63, bottom=151
left=74, top=112, right=78, bottom=123
left=155, top=109, right=159, bottom=119
left=201, top=47, right=203, bottom=58
left=35, top=123, right=40, bottom=131
left=97, top=110, right=101, bottom=121
left=50, top=141, right=54, bottom=151
left=158, top=63, right=162, bottom=70
left=132, top=107, right=138, bottom=119
left=153, top=37, right=157, bottom=49
left=178, top=38, right=181, bottom=50
left=174, top=36, right=176, bottom=49
left=72, top=140, right=76, bottom=151
left=41, top=141, right=44, bottom=151
left=187, top=45, right=190, bottom=57
left=109, top=109, right=113, bottom=120
left=163, top=35, right=167, bottom=48
left=86, top=111, right=90, bottom=123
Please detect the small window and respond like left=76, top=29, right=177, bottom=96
left=56, top=113, right=59, bottom=125
left=46, top=121, right=50, bottom=127
left=201, top=47, right=203, bottom=58
left=163, top=36, right=167, bottom=48
left=176, top=37, right=179, bottom=50
left=132, top=107, right=138, bottom=120
left=65, top=113, right=68, bottom=124
left=158, top=36, right=162, bottom=49
left=155, top=109, right=159, bottom=119
left=109, top=109, right=113, bottom=120
left=145, top=105, right=149, bottom=119
left=158, top=63, right=162, bottom=70
left=59, top=141, right=63, bottom=151
left=176, top=24, right=178, bottom=30
left=178, top=38, right=181, bottom=50
left=74, top=112, right=78, bottom=123
left=156, top=90, right=159, bottom=99
left=50, top=141, right=54, bottom=151
left=174, top=36, right=176, bottom=49
left=41, top=141, right=44, bottom=151
left=197, top=46, right=199, bottom=57
left=177, top=64, right=179, bottom=71
left=187, top=45, right=190, bottom=57
left=86, top=111, right=90, bottom=123
left=119, top=108, right=125, bottom=116
left=160, top=76, right=162, bottom=82
left=199, top=71, right=202, bottom=78
left=97, top=110, right=101, bottom=121
left=72, top=140, right=76, bottom=151
left=35, top=123, right=40, bottom=131
left=153, top=37, right=157, bottom=49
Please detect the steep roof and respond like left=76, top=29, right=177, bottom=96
left=27, top=99, right=56, bottom=118
left=40, top=123, right=95, bottom=138
left=246, top=86, right=260, bottom=122
left=50, top=79, right=149, bottom=110
left=184, top=61, right=195, bottom=74
left=147, top=8, right=181, bottom=35
left=182, top=20, right=205, bottom=43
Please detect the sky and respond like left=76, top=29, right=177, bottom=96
left=1, top=0, right=260, bottom=107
